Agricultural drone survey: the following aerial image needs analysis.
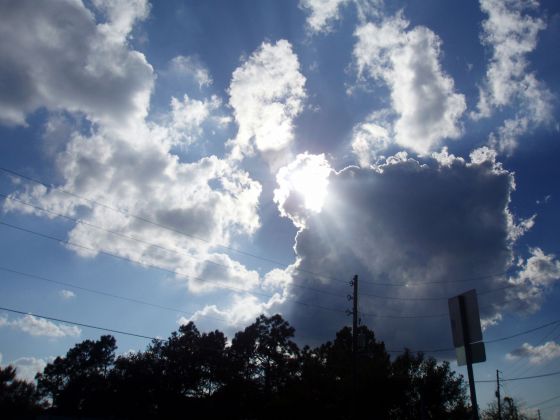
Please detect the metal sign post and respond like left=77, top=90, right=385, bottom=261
left=449, top=289, right=486, bottom=420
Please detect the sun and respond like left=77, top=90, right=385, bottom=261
left=275, top=153, right=332, bottom=213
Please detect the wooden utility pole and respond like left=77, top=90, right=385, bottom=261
left=351, top=274, right=358, bottom=395
left=496, top=370, right=502, bottom=420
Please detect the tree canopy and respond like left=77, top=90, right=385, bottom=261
left=2, top=314, right=479, bottom=419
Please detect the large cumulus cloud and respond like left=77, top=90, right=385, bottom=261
left=278, top=150, right=559, bottom=350
left=1, top=0, right=269, bottom=295
left=0, top=0, right=153, bottom=128
left=353, top=13, right=466, bottom=157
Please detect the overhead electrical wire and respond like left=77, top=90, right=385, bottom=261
left=0, top=219, right=352, bottom=317
left=527, top=393, right=560, bottom=409
left=484, top=320, right=560, bottom=344
left=0, top=306, right=166, bottom=342
left=0, top=192, right=348, bottom=300
left=505, top=322, right=560, bottom=387
left=0, top=167, right=514, bottom=289
left=0, top=219, right=494, bottom=320
left=0, top=265, right=228, bottom=323
left=0, top=167, right=330, bottom=278
left=475, top=369, right=560, bottom=383
left=0, top=193, right=519, bottom=303
left=2, top=306, right=560, bottom=360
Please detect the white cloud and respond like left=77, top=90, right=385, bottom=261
left=503, top=248, right=560, bottom=313
left=0, top=0, right=153, bottom=128
left=59, top=289, right=76, bottom=299
left=262, top=268, right=293, bottom=292
left=351, top=110, right=393, bottom=166
left=299, top=0, right=350, bottom=33
left=0, top=314, right=81, bottom=338
left=354, top=13, right=466, bottom=155
left=181, top=292, right=287, bottom=329
left=92, top=0, right=150, bottom=42
left=168, top=94, right=225, bottom=147
left=168, top=55, right=213, bottom=89
left=481, top=313, right=503, bottom=331
left=300, top=0, right=383, bottom=33
left=1, top=2, right=269, bottom=296
left=5, top=357, right=48, bottom=382
left=473, top=0, right=554, bottom=152
left=4, top=116, right=263, bottom=293
left=507, top=341, right=560, bottom=365
left=269, top=151, right=553, bottom=349
left=5, top=128, right=261, bottom=290
left=228, top=40, right=306, bottom=167
left=274, top=153, right=333, bottom=228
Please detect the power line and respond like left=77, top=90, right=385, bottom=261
left=2, top=302, right=559, bottom=357
left=475, top=369, right=560, bottom=383
left=0, top=167, right=514, bottom=289
left=390, top=319, right=560, bottom=354
left=0, top=193, right=519, bottom=304
left=0, top=192, right=350, bottom=301
left=484, top=320, right=560, bottom=344
left=0, top=305, right=466, bottom=356
left=527, top=393, right=560, bottom=409
left=505, top=322, right=560, bottom=386
left=0, top=220, right=475, bottom=320
left=0, top=167, right=337, bottom=282
left=0, top=306, right=166, bottom=342
left=361, top=283, right=518, bottom=301
left=0, top=265, right=228, bottom=323
left=0, top=219, right=350, bottom=317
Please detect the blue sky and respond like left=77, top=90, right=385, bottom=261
left=1, top=0, right=560, bottom=416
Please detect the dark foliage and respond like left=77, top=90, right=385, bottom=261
left=0, top=365, right=42, bottom=419
left=18, top=314, right=474, bottom=419
left=482, top=396, right=529, bottom=420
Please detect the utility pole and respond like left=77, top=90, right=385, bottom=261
left=348, top=274, right=359, bottom=416
left=496, top=370, right=502, bottom=420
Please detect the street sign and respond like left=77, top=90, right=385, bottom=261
left=448, top=289, right=483, bottom=348
left=456, top=342, right=486, bottom=366
left=448, top=289, right=486, bottom=420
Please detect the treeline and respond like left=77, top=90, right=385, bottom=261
left=3, top=314, right=474, bottom=419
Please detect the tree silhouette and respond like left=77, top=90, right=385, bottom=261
left=482, top=396, right=529, bottom=420
left=0, top=365, right=41, bottom=419
left=391, top=350, right=469, bottom=419
left=36, top=334, right=116, bottom=415
left=22, top=314, right=477, bottom=419
left=219, top=314, right=300, bottom=418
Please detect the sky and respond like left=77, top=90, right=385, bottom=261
left=0, top=0, right=560, bottom=416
